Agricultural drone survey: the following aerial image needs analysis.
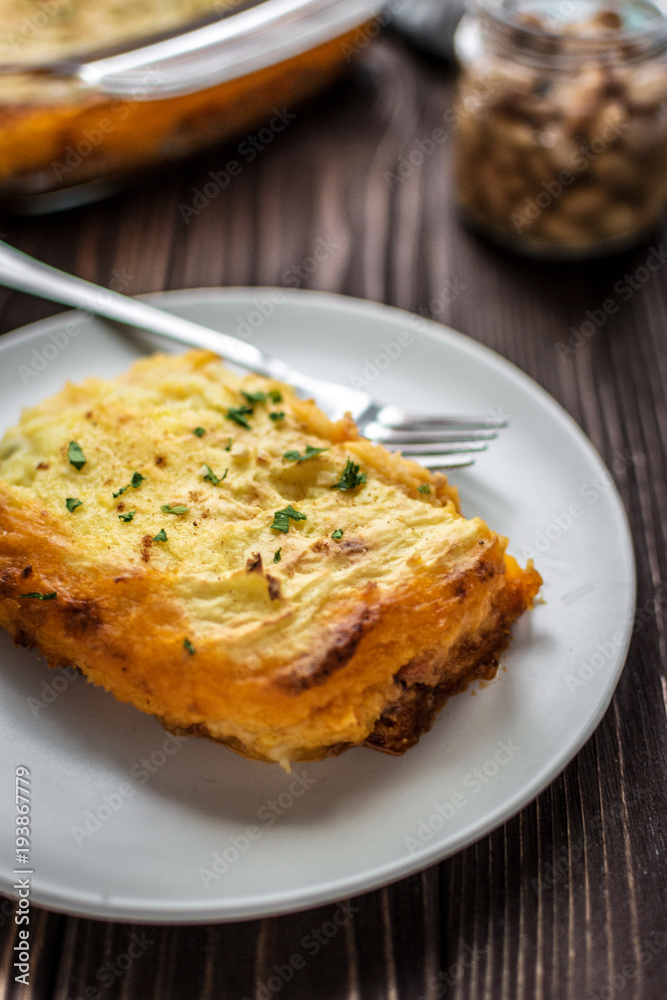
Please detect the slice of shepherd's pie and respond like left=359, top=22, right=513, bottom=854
left=0, top=350, right=541, bottom=768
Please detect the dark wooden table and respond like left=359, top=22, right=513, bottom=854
left=1, top=30, right=666, bottom=1000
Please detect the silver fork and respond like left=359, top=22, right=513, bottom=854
left=0, top=242, right=506, bottom=469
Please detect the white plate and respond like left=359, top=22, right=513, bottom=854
left=0, top=288, right=635, bottom=923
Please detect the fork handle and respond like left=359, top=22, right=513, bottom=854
left=0, top=241, right=292, bottom=381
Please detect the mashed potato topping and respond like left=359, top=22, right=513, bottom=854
left=0, top=351, right=541, bottom=767
left=1, top=0, right=237, bottom=63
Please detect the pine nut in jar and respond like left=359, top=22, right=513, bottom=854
left=452, top=0, right=667, bottom=257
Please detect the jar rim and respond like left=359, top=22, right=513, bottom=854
left=471, top=0, right=667, bottom=59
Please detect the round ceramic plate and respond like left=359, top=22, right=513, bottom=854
left=0, top=289, right=635, bottom=923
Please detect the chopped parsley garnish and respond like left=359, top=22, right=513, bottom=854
left=68, top=441, right=86, bottom=470
left=331, top=529, right=344, bottom=540
left=225, top=438, right=232, bottom=451
left=183, top=638, right=196, bottom=655
left=226, top=405, right=254, bottom=429
left=161, top=504, right=189, bottom=515
left=193, top=427, right=206, bottom=437
left=203, top=465, right=227, bottom=486
left=283, top=445, right=329, bottom=463
left=417, top=484, right=431, bottom=494
left=19, top=592, right=57, bottom=600
left=271, top=505, right=307, bottom=533
left=241, top=389, right=282, bottom=405
left=269, top=412, right=285, bottom=421
left=113, top=472, right=145, bottom=498
left=331, top=458, right=367, bottom=491
left=152, top=529, right=168, bottom=542
left=118, top=511, right=136, bottom=522
left=65, top=497, right=82, bottom=512
left=273, top=548, right=282, bottom=563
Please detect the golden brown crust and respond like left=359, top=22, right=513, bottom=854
left=0, top=350, right=541, bottom=767
left=0, top=490, right=540, bottom=764
left=158, top=562, right=542, bottom=763
left=364, top=561, right=542, bottom=754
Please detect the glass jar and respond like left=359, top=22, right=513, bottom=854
left=452, top=0, right=667, bottom=258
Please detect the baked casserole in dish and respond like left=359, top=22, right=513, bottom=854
left=0, top=0, right=381, bottom=211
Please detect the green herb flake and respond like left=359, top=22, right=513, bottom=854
left=152, top=529, right=168, bottom=542
left=331, top=529, right=344, bottom=540
left=118, top=510, right=136, bottom=522
left=269, top=411, right=285, bottom=421
left=68, top=440, right=86, bottom=470
left=283, top=445, right=329, bottom=463
left=161, top=504, right=189, bottom=515
left=242, top=390, right=268, bottom=404
left=271, top=504, right=307, bottom=533
left=269, top=389, right=283, bottom=404
left=193, top=427, right=206, bottom=437
left=113, top=472, right=144, bottom=498
left=226, top=406, right=254, bottom=430
left=203, top=465, right=227, bottom=486
left=332, top=458, right=367, bottom=491
left=65, top=497, right=82, bottom=512
left=273, top=548, right=282, bottom=563
left=183, top=638, right=196, bottom=655
left=271, top=510, right=290, bottom=533
left=225, top=438, right=232, bottom=451
left=19, top=591, right=57, bottom=600
left=417, top=484, right=431, bottom=494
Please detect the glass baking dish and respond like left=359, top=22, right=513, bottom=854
left=0, top=0, right=381, bottom=213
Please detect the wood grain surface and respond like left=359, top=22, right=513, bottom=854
left=0, top=31, right=666, bottom=1000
